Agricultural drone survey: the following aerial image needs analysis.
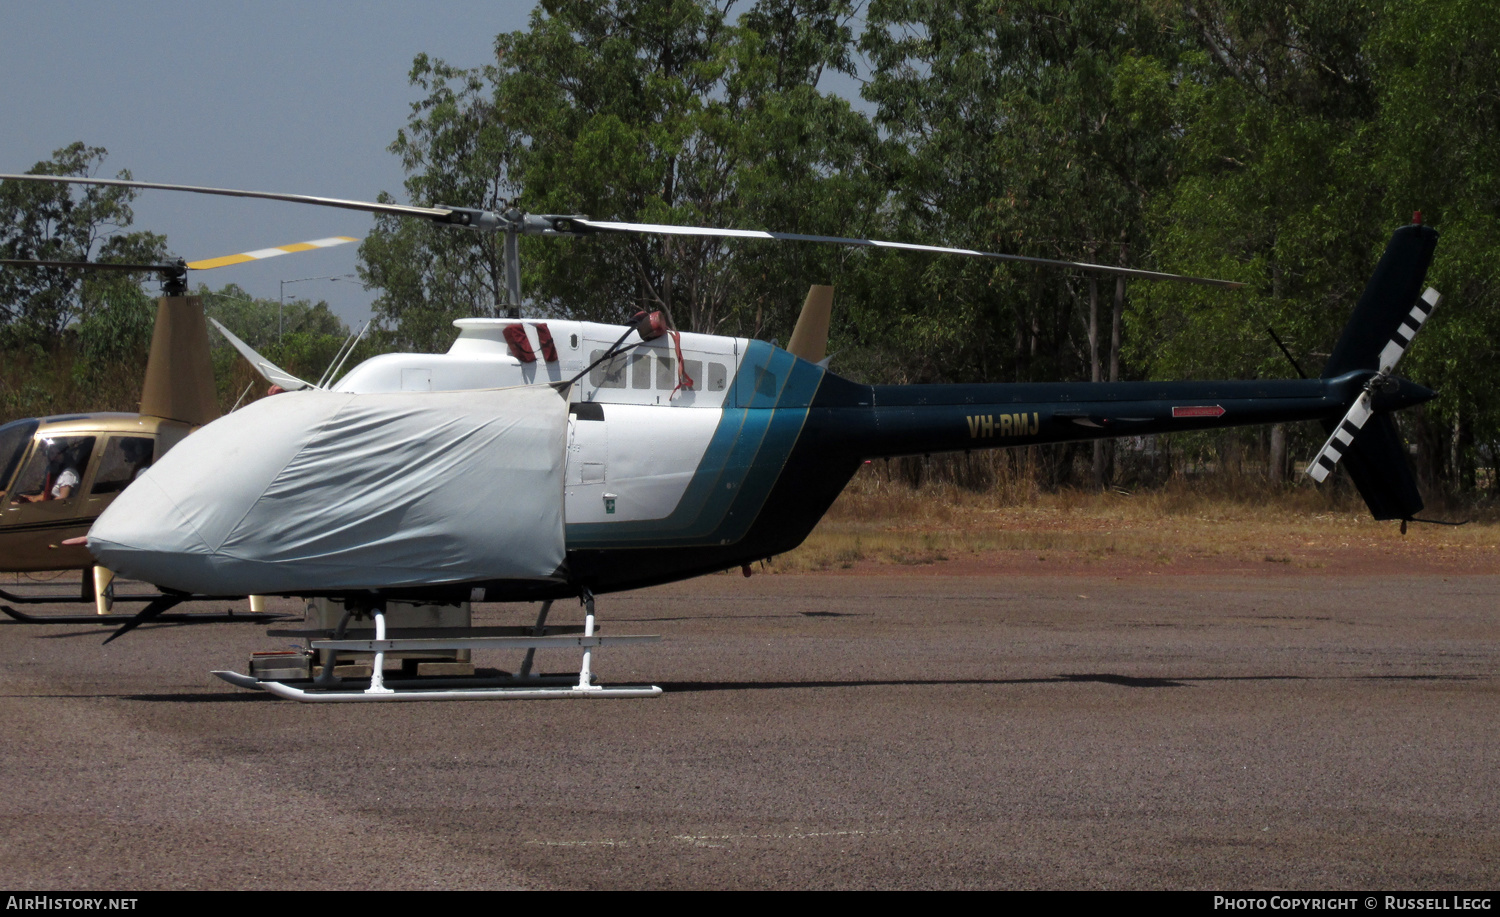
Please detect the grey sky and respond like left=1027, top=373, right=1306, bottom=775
left=2, top=2, right=873, bottom=328
left=2, top=1, right=538, bottom=326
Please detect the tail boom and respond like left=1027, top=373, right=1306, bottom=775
left=841, top=378, right=1369, bottom=460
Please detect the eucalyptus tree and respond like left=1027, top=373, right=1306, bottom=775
left=1132, top=0, right=1500, bottom=493
left=360, top=0, right=880, bottom=351
left=858, top=1, right=1185, bottom=485
left=1129, top=1, right=1383, bottom=386
left=0, top=143, right=167, bottom=350
left=858, top=2, right=1183, bottom=381
left=1366, top=0, right=1500, bottom=492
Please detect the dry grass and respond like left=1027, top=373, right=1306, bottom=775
left=772, top=464, right=1500, bottom=573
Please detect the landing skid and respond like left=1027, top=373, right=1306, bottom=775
left=216, top=592, right=663, bottom=702
left=0, top=586, right=165, bottom=606
left=1, top=604, right=288, bottom=625
left=212, top=669, right=662, bottom=702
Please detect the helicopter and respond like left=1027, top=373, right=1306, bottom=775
left=0, top=227, right=356, bottom=623
left=0, top=174, right=1443, bottom=701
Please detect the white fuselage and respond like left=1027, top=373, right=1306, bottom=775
left=333, top=319, right=749, bottom=528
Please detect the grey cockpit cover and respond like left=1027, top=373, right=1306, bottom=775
left=89, top=384, right=569, bottom=595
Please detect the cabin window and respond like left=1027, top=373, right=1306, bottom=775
left=630, top=353, right=652, bottom=389
left=8, top=435, right=96, bottom=504
left=588, top=350, right=627, bottom=388
left=0, top=418, right=39, bottom=497
left=657, top=355, right=708, bottom=390
left=90, top=437, right=156, bottom=495
left=651, top=356, right=727, bottom=393
left=655, top=356, right=675, bottom=389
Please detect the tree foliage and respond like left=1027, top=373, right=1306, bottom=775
left=11, top=4, right=1499, bottom=503
left=198, top=283, right=366, bottom=406
left=359, top=0, right=880, bottom=350
left=1132, top=0, right=1500, bottom=492
left=0, top=144, right=170, bottom=415
left=856, top=0, right=1183, bottom=388
left=0, top=144, right=167, bottom=349
left=356, top=0, right=1500, bottom=498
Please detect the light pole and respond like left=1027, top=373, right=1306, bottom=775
left=278, top=273, right=359, bottom=341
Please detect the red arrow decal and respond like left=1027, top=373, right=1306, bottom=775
left=1172, top=405, right=1226, bottom=418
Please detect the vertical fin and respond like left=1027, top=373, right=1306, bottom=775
left=786, top=284, right=834, bottom=364
left=139, top=296, right=219, bottom=426
left=1323, top=225, right=1439, bottom=378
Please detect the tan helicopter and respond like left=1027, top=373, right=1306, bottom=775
left=0, top=236, right=355, bottom=621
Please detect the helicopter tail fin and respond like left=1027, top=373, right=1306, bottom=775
left=1307, top=222, right=1440, bottom=521
left=1321, top=223, right=1439, bottom=380
left=139, top=295, right=220, bottom=427
left=787, top=284, right=834, bottom=364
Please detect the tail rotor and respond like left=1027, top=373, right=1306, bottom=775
left=1307, top=286, right=1441, bottom=483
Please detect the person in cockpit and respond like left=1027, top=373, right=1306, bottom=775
left=119, top=437, right=152, bottom=483
left=16, top=439, right=83, bottom=503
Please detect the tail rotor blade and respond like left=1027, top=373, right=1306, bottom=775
left=1307, top=392, right=1376, bottom=482
left=1307, top=287, right=1440, bottom=483
left=1378, top=287, right=1441, bottom=375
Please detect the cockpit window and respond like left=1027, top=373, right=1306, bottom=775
left=0, top=418, right=39, bottom=496
left=90, top=436, right=155, bottom=495
left=8, top=435, right=96, bottom=505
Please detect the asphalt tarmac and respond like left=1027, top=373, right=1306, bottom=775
left=0, top=573, right=1495, bottom=890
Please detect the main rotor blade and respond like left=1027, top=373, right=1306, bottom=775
left=187, top=235, right=360, bottom=270
left=0, top=174, right=1244, bottom=287
left=0, top=259, right=179, bottom=273
left=573, top=219, right=1245, bottom=289
left=0, top=173, right=450, bottom=221
left=102, top=593, right=184, bottom=644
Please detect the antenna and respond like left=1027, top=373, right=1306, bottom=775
left=315, top=323, right=363, bottom=389
left=321, top=320, right=370, bottom=389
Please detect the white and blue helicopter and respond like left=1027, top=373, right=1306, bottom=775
left=0, top=174, right=1443, bottom=701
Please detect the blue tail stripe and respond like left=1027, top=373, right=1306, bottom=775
left=567, top=342, right=824, bottom=548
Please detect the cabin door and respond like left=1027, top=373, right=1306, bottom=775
left=564, top=408, right=610, bottom=522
